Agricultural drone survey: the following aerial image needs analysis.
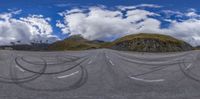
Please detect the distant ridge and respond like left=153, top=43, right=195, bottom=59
left=48, top=33, right=193, bottom=52
left=48, top=35, right=101, bottom=50
left=3, top=33, right=193, bottom=52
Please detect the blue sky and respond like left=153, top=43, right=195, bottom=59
left=0, top=0, right=200, bottom=46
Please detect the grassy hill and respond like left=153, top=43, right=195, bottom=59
left=48, top=35, right=101, bottom=51
left=48, top=33, right=193, bottom=52
left=111, top=33, right=193, bottom=52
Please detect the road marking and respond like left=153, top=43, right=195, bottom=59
left=185, top=63, right=192, bottom=70
left=109, top=60, right=115, bottom=66
left=94, top=55, right=97, bottom=58
left=15, top=65, right=25, bottom=72
left=88, top=54, right=98, bottom=64
left=129, top=76, right=165, bottom=82
left=57, top=71, right=79, bottom=79
left=106, top=55, right=109, bottom=58
left=88, top=60, right=92, bottom=64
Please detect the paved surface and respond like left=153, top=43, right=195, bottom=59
left=0, top=49, right=200, bottom=99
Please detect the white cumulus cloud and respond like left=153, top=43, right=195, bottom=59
left=57, top=6, right=200, bottom=46
left=118, top=4, right=162, bottom=10
left=57, top=7, right=160, bottom=41
left=0, top=10, right=58, bottom=45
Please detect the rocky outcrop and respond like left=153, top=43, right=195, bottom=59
left=112, top=33, right=193, bottom=52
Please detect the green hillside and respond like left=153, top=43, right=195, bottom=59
left=48, top=35, right=100, bottom=51
left=112, top=33, right=193, bottom=52
left=48, top=33, right=193, bottom=52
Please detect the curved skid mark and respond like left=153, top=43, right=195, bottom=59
left=129, top=76, right=165, bottom=82
left=15, top=56, right=89, bottom=75
left=114, top=51, right=191, bottom=61
left=121, top=55, right=180, bottom=65
left=21, top=55, right=80, bottom=66
left=0, top=57, right=47, bottom=84
left=57, top=71, right=79, bottom=79
left=9, top=54, right=90, bottom=92
left=179, top=56, right=200, bottom=83
left=12, top=65, right=88, bottom=92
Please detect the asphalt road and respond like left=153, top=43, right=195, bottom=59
left=0, top=49, right=200, bottom=99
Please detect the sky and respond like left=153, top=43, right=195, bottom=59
left=0, top=0, right=200, bottom=46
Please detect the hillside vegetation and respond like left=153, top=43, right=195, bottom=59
left=48, top=33, right=193, bottom=52
left=48, top=35, right=101, bottom=51
left=112, top=33, right=193, bottom=52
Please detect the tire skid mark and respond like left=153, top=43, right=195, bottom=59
left=57, top=71, right=79, bottom=79
left=0, top=53, right=90, bottom=92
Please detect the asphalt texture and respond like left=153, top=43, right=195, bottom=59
left=0, top=49, right=200, bottom=99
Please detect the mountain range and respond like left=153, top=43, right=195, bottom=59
left=48, top=33, right=193, bottom=52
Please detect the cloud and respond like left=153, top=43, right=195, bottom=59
left=167, top=19, right=200, bottom=46
left=57, top=7, right=160, bottom=41
left=54, top=4, right=70, bottom=7
left=186, top=8, right=200, bottom=18
left=58, top=8, right=84, bottom=16
left=118, top=4, right=162, bottom=10
left=57, top=6, right=200, bottom=46
left=162, top=10, right=184, bottom=19
left=0, top=10, right=58, bottom=45
left=136, top=4, right=162, bottom=8
left=54, top=3, right=77, bottom=8
left=162, top=8, right=200, bottom=19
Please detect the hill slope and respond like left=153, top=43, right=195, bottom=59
left=111, top=33, right=193, bottom=52
left=48, top=35, right=100, bottom=51
left=48, top=33, right=193, bottom=52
